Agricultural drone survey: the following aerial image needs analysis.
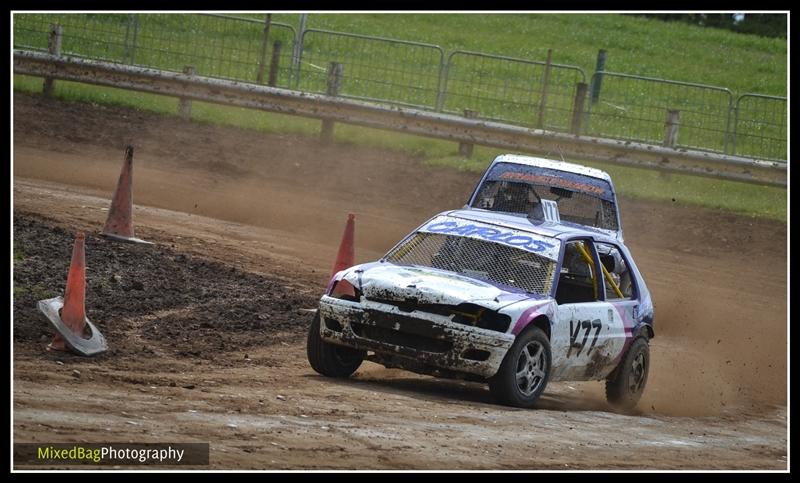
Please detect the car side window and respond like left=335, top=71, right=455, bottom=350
left=555, top=240, right=600, bottom=304
left=595, top=242, right=635, bottom=300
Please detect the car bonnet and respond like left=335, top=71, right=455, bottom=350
left=345, top=263, right=546, bottom=311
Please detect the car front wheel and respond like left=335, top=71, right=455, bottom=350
left=306, top=312, right=365, bottom=378
left=489, top=326, right=551, bottom=408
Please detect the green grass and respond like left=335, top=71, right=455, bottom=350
left=278, top=14, right=788, bottom=160
left=15, top=12, right=785, bottom=94
left=13, top=13, right=787, bottom=160
left=271, top=13, right=786, bottom=95
left=13, top=74, right=787, bottom=222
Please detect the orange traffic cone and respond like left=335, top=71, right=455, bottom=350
left=331, top=213, right=355, bottom=276
left=48, top=232, right=87, bottom=351
left=39, top=232, right=107, bottom=356
left=101, top=145, right=152, bottom=245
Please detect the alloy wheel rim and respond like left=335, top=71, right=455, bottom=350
left=515, top=340, right=546, bottom=397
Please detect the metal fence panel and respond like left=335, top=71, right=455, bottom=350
left=296, top=29, right=444, bottom=109
left=12, top=50, right=789, bottom=187
left=13, top=13, right=297, bottom=87
left=442, top=51, right=586, bottom=132
left=732, top=94, right=787, bottom=161
left=14, top=13, right=132, bottom=60
left=132, top=14, right=296, bottom=85
left=585, top=72, right=734, bottom=155
left=13, top=14, right=786, bottom=164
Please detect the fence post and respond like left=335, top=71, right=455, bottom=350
left=435, top=56, right=449, bottom=112
left=178, top=65, right=196, bottom=121
left=320, top=62, right=343, bottom=142
left=570, top=82, right=588, bottom=135
left=256, top=14, right=272, bottom=84
left=724, top=98, right=735, bottom=155
left=42, top=24, right=63, bottom=97
left=291, top=13, right=308, bottom=88
left=536, top=49, right=553, bottom=129
left=590, top=49, right=606, bottom=104
left=458, top=109, right=479, bottom=158
left=267, top=40, right=283, bottom=87
left=663, top=109, right=680, bottom=148
left=123, top=14, right=133, bottom=63
left=730, top=99, right=740, bottom=156
left=129, top=14, right=140, bottom=65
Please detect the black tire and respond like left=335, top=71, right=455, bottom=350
left=306, top=313, right=364, bottom=378
left=605, top=336, right=650, bottom=410
left=489, top=326, right=551, bottom=408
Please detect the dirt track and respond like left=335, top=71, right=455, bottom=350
left=12, top=92, right=788, bottom=469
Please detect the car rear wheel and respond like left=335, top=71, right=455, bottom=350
left=307, top=312, right=365, bottom=378
left=605, top=336, right=650, bottom=410
left=489, top=326, right=551, bottom=408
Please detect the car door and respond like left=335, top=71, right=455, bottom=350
left=595, top=239, right=641, bottom=359
left=549, top=238, right=628, bottom=381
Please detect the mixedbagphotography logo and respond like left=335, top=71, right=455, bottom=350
left=14, top=443, right=209, bottom=466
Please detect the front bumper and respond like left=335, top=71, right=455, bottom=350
left=318, top=295, right=514, bottom=379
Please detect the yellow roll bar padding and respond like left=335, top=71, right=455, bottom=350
left=600, top=258, right=625, bottom=298
left=575, top=241, right=624, bottom=299
left=574, top=241, right=598, bottom=300
left=544, top=258, right=556, bottom=294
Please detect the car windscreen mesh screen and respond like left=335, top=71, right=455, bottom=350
left=471, top=180, right=619, bottom=231
left=384, top=232, right=556, bottom=295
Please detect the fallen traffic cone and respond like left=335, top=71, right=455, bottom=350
left=39, top=232, right=107, bottom=356
left=331, top=213, right=355, bottom=276
left=48, top=232, right=87, bottom=352
left=101, top=145, right=152, bottom=245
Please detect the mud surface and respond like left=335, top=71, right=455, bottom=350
left=14, top=213, right=316, bottom=361
left=12, top=92, right=787, bottom=469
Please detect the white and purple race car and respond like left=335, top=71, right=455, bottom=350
left=308, top=156, right=653, bottom=409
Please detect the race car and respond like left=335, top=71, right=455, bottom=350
left=465, top=154, right=624, bottom=241
left=307, top=203, right=654, bottom=410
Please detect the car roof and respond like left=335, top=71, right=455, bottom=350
left=441, top=208, right=619, bottom=244
left=492, top=154, right=613, bottom=184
